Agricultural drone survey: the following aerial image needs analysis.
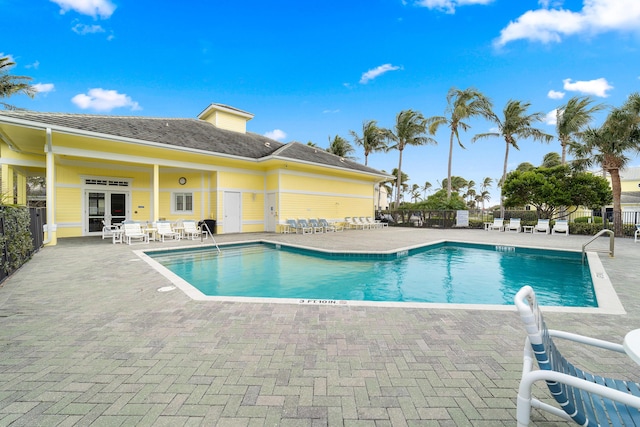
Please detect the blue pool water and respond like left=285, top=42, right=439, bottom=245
left=147, top=242, right=597, bottom=307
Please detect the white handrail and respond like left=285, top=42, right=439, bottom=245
left=581, top=229, right=614, bottom=263
left=200, top=221, right=220, bottom=253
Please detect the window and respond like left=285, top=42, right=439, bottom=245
left=174, top=192, right=193, bottom=213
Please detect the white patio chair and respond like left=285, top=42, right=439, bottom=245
left=122, top=222, right=149, bottom=245
left=514, top=285, right=640, bottom=426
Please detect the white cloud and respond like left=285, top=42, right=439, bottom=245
left=50, top=0, right=116, bottom=18
left=359, top=64, right=401, bottom=84
left=495, top=0, right=640, bottom=47
left=25, top=60, right=40, bottom=69
left=413, top=0, right=494, bottom=14
left=72, top=88, right=141, bottom=112
left=72, top=23, right=105, bottom=35
left=547, top=89, right=565, bottom=99
left=264, top=129, right=287, bottom=141
left=322, top=109, right=340, bottom=114
left=544, top=109, right=558, bottom=125
left=563, top=77, right=613, bottom=97
left=33, top=83, right=55, bottom=94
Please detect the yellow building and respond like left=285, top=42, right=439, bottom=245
left=0, top=103, right=390, bottom=244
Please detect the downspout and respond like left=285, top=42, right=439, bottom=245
left=43, top=128, right=56, bottom=245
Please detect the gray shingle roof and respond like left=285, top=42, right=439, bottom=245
left=275, top=142, right=384, bottom=175
left=0, top=110, right=280, bottom=158
left=0, top=110, right=387, bottom=177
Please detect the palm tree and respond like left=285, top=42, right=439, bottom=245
left=556, top=96, right=604, bottom=164
left=464, top=180, right=476, bottom=204
left=480, top=177, right=492, bottom=211
left=390, top=168, right=410, bottom=207
left=479, top=190, right=491, bottom=212
left=541, top=152, right=561, bottom=168
left=388, top=110, right=436, bottom=207
left=441, top=176, right=467, bottom=194
left=472, top=100, right=553, bottom=216
left=427, top=87, right=493, bottom=199
left=1, top=56, right=36, bottom=109
left=410, top=184, right=421, bottom=203
left=349, top=120, right=389, bottom=166
left=422, top=181, right=432, bottom=199
left=571, top=93, right=640, bottom=236
left=326, top=135, right=356, bottom=159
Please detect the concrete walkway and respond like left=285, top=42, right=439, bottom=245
left=1, top=228, right=639, bottom=426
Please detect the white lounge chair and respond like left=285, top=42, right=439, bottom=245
left=514, top=285, right=640, bottom=426
left=308, top=219, right=324, bottom=234
left=634, top=224, right=640, bottom=242
left=355, top=217, right=371, bottom=229
left=533, top=219, right=550, bottom=234
left=182, top=220, right=202, bottom=240
left=488, top=218, right=504, bottom=231
left=291, top=219, right=312, bottom=234
left=552, top=219, right=569, bottom=236
left=345, top=217, right=364, bottom=230
left=505, top=218, right=521, bottom=233
left=156, top=221, right=181, bottom=241
left=319, top=218, right=342, bottom=232
left=122, top=222, right=149, bottom=245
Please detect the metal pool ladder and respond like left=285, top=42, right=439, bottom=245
left=200, top=222, right=221, bottom=253
left=581, top=229, right=614, bottom=264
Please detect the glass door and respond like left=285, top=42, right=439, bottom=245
left=87, top=191, right=128, bottom=234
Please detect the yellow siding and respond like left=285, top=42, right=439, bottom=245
left=280, top=193, right=372, bottom=222
left=621, top=180, right=640, bottom=192
left=280, top=173, right=371, bottom=196
left=266, top=173, right=279, bottom=191
left=218, top=171, right=263, bottom=190
left=213, top=110, right=247, bottom=133
left=56, top=187, right=81, bottom=223
left=243, top=193, right=264, bottom=221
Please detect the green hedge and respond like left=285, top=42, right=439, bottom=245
left=0, top=205, right=34, bottom=275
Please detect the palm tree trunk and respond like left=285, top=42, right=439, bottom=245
left=447, top=131, right=454, bottom=199
left=610, top=168, right=623, bottom=237
left=500, top=141, right=510, bottom=218
left=396, top=148, right=404, bottom=208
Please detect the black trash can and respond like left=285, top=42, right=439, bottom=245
left=199, top=219, right=216, bottom=235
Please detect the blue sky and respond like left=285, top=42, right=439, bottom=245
left=3, top=0, right=640, bottom=204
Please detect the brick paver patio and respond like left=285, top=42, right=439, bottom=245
left=1, top=228, right=639, bottom=426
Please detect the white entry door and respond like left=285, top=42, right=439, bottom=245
left=266, top=193, right=276, bottom=232
left=223, top=191, right=242, bottom=233
left=86, top=191, right=128, bottom=234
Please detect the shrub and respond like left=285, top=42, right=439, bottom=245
left=0, top=205, right=34, bottom=275
left=574, top=216, right=603, bottom=224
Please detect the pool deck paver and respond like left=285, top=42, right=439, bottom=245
left=1, top=228, right=640, bottom=426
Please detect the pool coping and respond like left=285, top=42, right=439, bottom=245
left=134, top=238, right=626, bottom=315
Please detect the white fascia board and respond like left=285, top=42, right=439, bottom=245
left=197, top=104, right=254, bottom=120
left=0, top=158, right=46, bottom=168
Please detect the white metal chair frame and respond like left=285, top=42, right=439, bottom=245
left=514, top=285, right=640, bottom=427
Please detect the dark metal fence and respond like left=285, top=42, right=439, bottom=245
left=383, top=208, right=639, bottom=237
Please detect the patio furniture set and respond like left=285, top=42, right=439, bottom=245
left=102, top=219, right=209, bottom=244
left=485, top=218, right=569, bottom=235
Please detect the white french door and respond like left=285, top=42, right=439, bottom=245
left=86, top=191, right=129, bottom=234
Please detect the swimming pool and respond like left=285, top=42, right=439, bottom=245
left=143, top=241, right=600, bottom=307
